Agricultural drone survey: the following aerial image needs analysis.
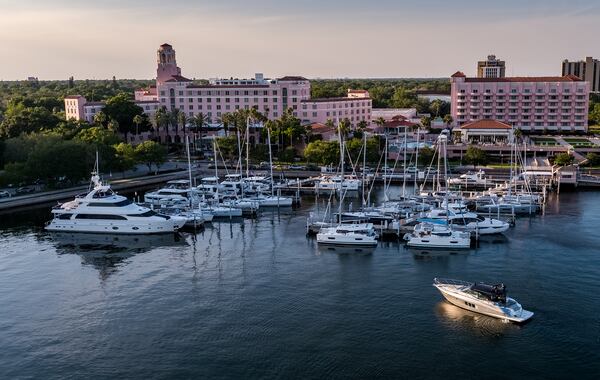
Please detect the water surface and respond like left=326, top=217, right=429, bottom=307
left=0, top=191, right=599, bottom=379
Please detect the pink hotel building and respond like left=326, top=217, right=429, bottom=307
left=450, top=71, right=590, bottom=132
left=66, top=44, right=372, bottom=134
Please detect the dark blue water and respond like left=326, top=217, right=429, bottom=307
left=0, top=191, right=599, bottom=379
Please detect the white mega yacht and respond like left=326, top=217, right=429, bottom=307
left=433, top=278, right=534, bottom=323
left=46, top=174, right=186, bottom=234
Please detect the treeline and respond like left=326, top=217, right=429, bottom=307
left=0, top=126, right=167, bottom=187
left=311, top=78, right=451, bottom=113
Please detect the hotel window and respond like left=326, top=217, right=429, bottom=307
left=292, top=90, right=297, bottom=95
left=273, top=105, right=278, bottom=110
left=326, top=112, right=330, bottom=117
left=216, top=105, right=221, bottom=110
left=302, top=112, right=307, bottom=117
left=273, top=112, right=278, bottom=117
left=207, top=105, right=212, bottom=110
left=207, top=98, right=212, bottom=103
left=253, top=98, right=259, bottom=103
left=179, top=91, right=183, bottom=96
left=272, top=90, right=278, bottom=95
left=225, top=91, right=230, bottom=95
left=179, top=98, right=184, bottom=103
left=225, top=98, right=230, bottom=103
left=235, top=91, right=240, bottom=95
left=188, top=98, right=193, bottom=102
left=189, top=105, right=193, bottom=110
left=235, top=105, right=240, bottom=110
left=198, top=98, right=202, bottom=102
left=263, top=98, right=268, bottom=102
left=292, top=98, right=297, bottom=102
left=253, top=91, right=258, bottom=95
left=160, top=91, right=165, bottom=96
left=262, top=91, right=268, bottom=96
left=216, top=98, right=221, bottom=103
left=244, top=91, right=249, bottom=96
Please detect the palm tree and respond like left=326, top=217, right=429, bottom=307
left=420, top=116, right=431, bottom=130
left=93, top=111, right=107, bottom=127
left=443, top=114, right=453, bottom=127
left=219, top=113, right=233, bottom=137
left=337, top=118, right=351, bottom=139
left=169, top=108, right=180, bottom=142
left=154, top=106, right=169, bottom=142
left=192, top=112, right=209, bottom=153
left=133, top=114, right=143, bottom=138
left=177, top=111, right=187, bottom=142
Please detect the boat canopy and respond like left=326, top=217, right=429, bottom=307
left=471, top=282, right=507, bottom=303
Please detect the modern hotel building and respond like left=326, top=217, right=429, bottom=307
left=450, top=71, right=590, bottom=132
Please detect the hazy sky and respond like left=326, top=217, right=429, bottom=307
left=1, top=0, right=599, bottom=80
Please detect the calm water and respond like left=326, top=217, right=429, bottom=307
left=0, top=190, right=599, bottom=379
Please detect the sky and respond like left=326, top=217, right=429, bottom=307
left=1, top=0, right=599, bottom=80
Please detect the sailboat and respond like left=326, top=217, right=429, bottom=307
left=317, top=122, right=378, bottom=247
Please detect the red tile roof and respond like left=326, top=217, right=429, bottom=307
left=164, top=75, right=192, bottom=82
left=301, top=97, right=372, bottom=103
left=385, top=120, right=416, bottom=128
left=277, top=76, right=308, bottom=81
left=459, top=119, right=512, bottom=130
left=348, top=89, right=368, bottom=93
left=309, top=122, right=336, bottom=133
left=187, top=84, right=270, bottom=89
left=451, top=71, right=466, bottom=78
left=64, top=95, right=83, bottom=99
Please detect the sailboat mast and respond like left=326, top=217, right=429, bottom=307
left=362, top=132, right=366, bottom=207
left=414, top=127, right=419, bottom=194
left=186, top=135, right=193, bottom=207
left=338, top=122, right=344, bottom=222
left=402, top=126, right=407, bottom=197
left=267, top=126, right=274, bottom=197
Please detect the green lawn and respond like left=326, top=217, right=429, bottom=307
left=530, top=137, right=559, bottom=146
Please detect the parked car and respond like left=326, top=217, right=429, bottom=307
left=288, top=165, right=306, bottom=170
left=0, top=190, right=11, bottom=198
left=15, top=186, right=36, bottom=195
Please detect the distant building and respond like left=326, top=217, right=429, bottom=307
left=450, top=71, right=590, bottom=133
left=64, top=95, right=160, bottom=123
left=65, top=43, right=372, bottom=144
left=27, top=76, right=38, bottom=82
left=477, top=55, right=506, bottom=78
left=562, top=57, right=600, bottom=93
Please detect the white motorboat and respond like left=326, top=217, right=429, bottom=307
left=404, top=222, right=471, bottom=249
left=317, top=175, right=361, bottom=191
left=316, top=223, right=378, bottom=247
left=447, top=170, right=488, bottom=186
left=144, top=187, right=201, bottom=207
left=249, top=194, right=293, bottom=207
left=424, top=209, right=510, bottom=235
left=46, top=173, right=186, bottom=234
left=433, top=278, right=534, bottom=323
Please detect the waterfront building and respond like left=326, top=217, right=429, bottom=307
left=64, top=95, right=160, bottom=124
left=450, top=71, right=590, bottom=132
left=477, top=55, right=506, bottom=78
left=65, top=43, right=372, bottom=140
left=562, top=57, right=600, bottom=93
left=454, top=119, right=513, bottom=144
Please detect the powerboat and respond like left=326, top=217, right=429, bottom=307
left=316, top=223, right=378, bottom=247
left=433, top=278, right=534, bottom=323
left=46, top=173, right=186, bottom=234
left=403, top=222, right=471, bottom=249
left=447, top=170, right=488, bottom=187
left=317, top=175, right=361, bottom=191
left=424, top=208, right=510, bottom=235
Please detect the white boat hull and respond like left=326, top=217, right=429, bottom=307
left=435, top=285, right=534, bottom=323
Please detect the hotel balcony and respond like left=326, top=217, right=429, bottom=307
left=469, top=104, right=480, bottom=109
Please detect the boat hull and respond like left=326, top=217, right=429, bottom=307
left=435, top=286, right=534, bottom=323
